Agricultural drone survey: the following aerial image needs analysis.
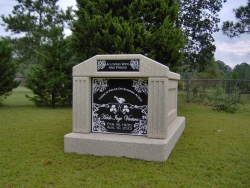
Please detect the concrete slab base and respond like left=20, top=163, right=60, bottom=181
left=64, top=117, right=185, bottom=162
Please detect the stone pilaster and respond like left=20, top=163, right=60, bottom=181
left=72, top=77, right=91, bottom=133
left=147, top=77, right=168, bottom=139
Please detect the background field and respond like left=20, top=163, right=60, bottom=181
left=0, top=87, right=249, bottom=187
left=1, top=87, right=34, bottom=106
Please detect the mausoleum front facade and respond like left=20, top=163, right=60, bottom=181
left=64, top=54, right=185, bottom=162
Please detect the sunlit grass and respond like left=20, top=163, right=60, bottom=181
left=0, top=88, right=249, bottom=187
left=1, top=86, right=33, bottom=106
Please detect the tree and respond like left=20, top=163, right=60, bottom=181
left=222, top=0, right=250, bottom=38
left=1, top=0, right=73, bottom=65
left=25, top=29, right=74, bottom=107
left=233, top=63, right=250, bottom=80
left=177, top=0, right=227, bottom=71
left=216, top=60, right=232, bottom=78
left=192, top=57, right=220, bottom=79
left=71, top=0, right=185, bottom=71
left=0, top=37, right=20, bottom=101
left=232, top=63, right=250, bottom=101
left=1, top=0, right=74, bottom=107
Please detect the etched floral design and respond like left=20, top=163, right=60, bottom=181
left=132, top=79, right=148, bottom=94
left=110, top=105, right=118, bottom=114
left=92, top=116, right=107, bottom=132
left=134, top=105, right=148, bottom=115
left=130, top=60, right=139, bottom=70
left=93, top=79, right=108, bottom=94
left=92, top=78, right=148, bottom=135
left=122, top=105, right=130, bottom=114
left=97, top=60, right=106, bottom=70
left=132, top=120, right=147, bottom=134
left=93, top=102, right=147, bottom=135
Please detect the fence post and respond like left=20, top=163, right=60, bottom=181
left=235, top=80, right=238, bottom=101
left=186, top=78, right=190, bottom=102
left=229, top=81, right=232, bottom=99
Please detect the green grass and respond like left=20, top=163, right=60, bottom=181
left=1, top=86, right=34, bottom=106
left=0, top=88, right=250, bottom=187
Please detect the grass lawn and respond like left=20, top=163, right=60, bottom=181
left=1, top=87, right=34, bottom=106
left=0, top=87, right=250, bottom=187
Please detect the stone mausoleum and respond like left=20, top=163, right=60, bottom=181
left=64, top=54, right=185, bottom=162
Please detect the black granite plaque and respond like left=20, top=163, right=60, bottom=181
left=97, top=60, right=140, bottom=72
left=92, top=78, right=148, bottom=135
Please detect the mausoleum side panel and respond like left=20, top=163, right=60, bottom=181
left=167, top=80, right=178, bottom=125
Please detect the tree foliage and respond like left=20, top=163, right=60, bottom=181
left=71, top=0, right=185, bottom=71
left=192, top=57, right=220, bottom=79
left=222, top=0, right=250, bottom=38
left=1, top=0, right=73, bottom=65
left=232, top=62, right=250, bottom=80
left=216, top=60, right=232, bottom=78
left=25, top=32, right=74, bottom=107
left=1, top=0, right=74, bottom=107
left=178, top=0, right=227, bottom=71
left=0, top=37, right=20, bottom=101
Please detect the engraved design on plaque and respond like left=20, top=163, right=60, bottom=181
left=92, top=78, right=148, bottom=135
left=97, top=60, right=140, bottom=72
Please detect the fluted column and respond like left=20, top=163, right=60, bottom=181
left=147, top=77, right=168, bottom=139
left=73, top=77, right=91, bottom=133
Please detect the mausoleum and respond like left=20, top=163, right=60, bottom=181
left=64, top=54, right=185, bottom=161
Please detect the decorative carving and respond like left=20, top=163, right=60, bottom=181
left=132, top=79, right=148, bottom=94
left=130, top=60, right=140, bottom=70
left=97, top=60, right=106, bottom=70
left=93, top=79, right=108, bottom=94
left=92, top=78, right=148, bottom=135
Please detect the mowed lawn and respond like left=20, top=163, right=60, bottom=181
left=0, top=87, right=250, bottom=187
